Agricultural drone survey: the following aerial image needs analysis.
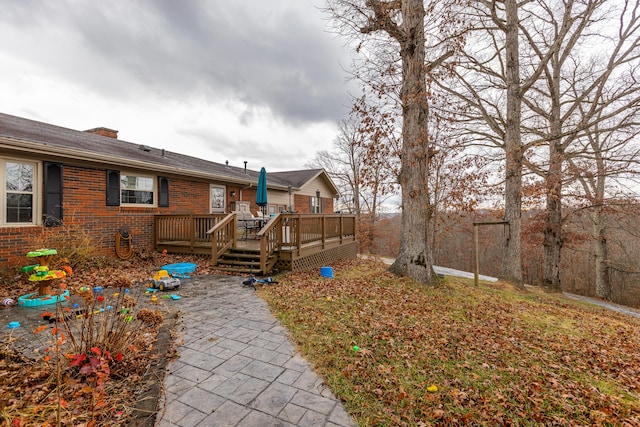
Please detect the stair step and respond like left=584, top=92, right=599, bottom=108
left=218, top=259, right=260, bottom=267
left=214, top=248, right=275, bottom=275
left=214, top=266, right=263, bottom=275
left=220, top=253, right=260, bottom=262
left=226, top=249, right=260, bottom=255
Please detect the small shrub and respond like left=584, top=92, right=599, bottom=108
left=27, top=274, right=155, bottom=425
left=35, top=210, right=96, bottom=269
left=137, top=308, right=164, bottom=326
left=0, top=266, right=22, bottom=287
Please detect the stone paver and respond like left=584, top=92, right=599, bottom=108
left=156, top=275, right=356, bottom=427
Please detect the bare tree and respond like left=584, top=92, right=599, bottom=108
left=307, top=114, right=398, bottom=253
left=434, top=0, right=555, bottom=287
left=326, top=0, right=458, bottom=284
left=306, top=118, right=366, bottom=215
left=566, top=96, right=640, bottom=298
left=520, top=0, right=640, bottom=292
left=351, top=96, right=402, bottom=215
left=518, top=0, right=606, bottom=291
left=432, top=0, right=640, bottom=292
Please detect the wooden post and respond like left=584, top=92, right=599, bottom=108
left=211, top=227, right=219, bottom=267
left=474, top=223, right=479, bottom=287
left=189, top=215, right=195, bottom=253
left=473, top=220, right=510, bottom=286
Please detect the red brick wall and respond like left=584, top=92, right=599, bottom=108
left=0, top=164, right=211, bottom=267
left=293, top=195, right=334, bottom=214
left=228, top=188, right=267, bottom=215
left=0, top=226, right=43, bottom=265
left=295, top=195, right=311, bottom=214
left=243, top=188, right=258, bottom=213
left=324, top=197, right=334, bottom=213
left=0, top=163, right=337, bottom=267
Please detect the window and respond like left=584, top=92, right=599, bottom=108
left=120, top=174, right=155, bottom=206
left=106, top=171, right=166, bottom=207
left=311, top=195, right=322, bottom=213
left=233, top=201, right=250, bottom=212
left=210, top=185, right=225, bottom=213
left=1, top=159, right=38, bottom=225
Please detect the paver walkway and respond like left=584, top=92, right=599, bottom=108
left=564, top=292, right=640, bottom=318
left=155, top=275, right=356, bottom=427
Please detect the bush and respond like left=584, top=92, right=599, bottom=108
left=34, top=214, right=95, bottom=270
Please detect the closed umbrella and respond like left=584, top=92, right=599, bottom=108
left=256, top=167, right=268, bottom=217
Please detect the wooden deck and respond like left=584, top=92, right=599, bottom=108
left=154, top=213, right=358, bottom=274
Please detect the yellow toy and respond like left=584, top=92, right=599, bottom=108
left=148, top=269, right=180, bottom=291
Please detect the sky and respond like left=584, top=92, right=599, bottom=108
left=0, top=0, right=358, bottom=172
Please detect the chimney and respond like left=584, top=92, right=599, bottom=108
left=244, top=161, right=248, bottom=174
left=85, top=127, right=118, bottom=139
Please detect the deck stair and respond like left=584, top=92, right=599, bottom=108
left=214, top=248, right=274, bottom=275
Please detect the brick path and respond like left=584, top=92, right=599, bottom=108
left=155, top=275, right=356, bottom=427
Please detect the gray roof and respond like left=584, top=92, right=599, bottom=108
left=0, top=112, right=299, bottom=189
left=269, top=169, right=324, bottom=188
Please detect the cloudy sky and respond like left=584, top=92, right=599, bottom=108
left=0, top=0, right=357, bottom=172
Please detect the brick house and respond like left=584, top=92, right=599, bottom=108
left=0, top=112, right=339, bottom=266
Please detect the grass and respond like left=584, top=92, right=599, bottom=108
left=260, top=258, right=640, bottom=426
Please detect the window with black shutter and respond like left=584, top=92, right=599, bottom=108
left=43, top=162, right=63, bottom=227
left=106, top=170, right=120, bottom=206
left=158, top=176, right=169, bottom=207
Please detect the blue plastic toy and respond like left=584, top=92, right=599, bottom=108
left=161, top=263, right=197, bottom=278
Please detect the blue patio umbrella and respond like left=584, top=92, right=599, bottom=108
left=256, top=167, right=268, bottom=216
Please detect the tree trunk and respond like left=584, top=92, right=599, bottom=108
left=543, top=55, right=563, bottom=292
left=543, top=139, right=563, bottom=291
left=389, top=0, right=436, bottom=284
left=592, top=207, right=611, bottom=299
left=501, top=0, right=524, bottom=286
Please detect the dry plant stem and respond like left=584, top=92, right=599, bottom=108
left=55, top=300, right=62, bottom=427
left=59, top=308, right=79, bottom=350
left=0, top=253, right=198, bottom=426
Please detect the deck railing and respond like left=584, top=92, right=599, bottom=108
left=278, top=213, right=356, bottom=253
left=207, top=213, right=237, bottom=265
left=257, top=216, right=281, bottom=274
left=154, top=214, right=225, bottom=254
left=155, top=212, right=357, bottom=270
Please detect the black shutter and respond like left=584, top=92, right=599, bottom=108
left=43, top=162, right=63, bottom=227
left=158, top=176, right=169, bottom=207
left=106, top=170, right=120, bottom=206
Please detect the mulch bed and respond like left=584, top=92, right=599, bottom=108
left=0, top=253, right=229, bottom=427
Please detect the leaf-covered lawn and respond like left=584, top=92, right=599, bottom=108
left=260, top=258, right=640, bottom=426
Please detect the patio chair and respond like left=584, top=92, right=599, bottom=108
left=237, top=211, right=260, bottom=240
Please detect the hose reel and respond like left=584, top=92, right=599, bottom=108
left=115, top=225, right=134, bottom=260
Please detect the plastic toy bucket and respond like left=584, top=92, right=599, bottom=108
left=161, top=263, right=197, bottom=278
left=320, top=266, right=334, bottom=278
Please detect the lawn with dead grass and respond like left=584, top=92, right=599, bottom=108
left=260, top=258, right=640, bottom=426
